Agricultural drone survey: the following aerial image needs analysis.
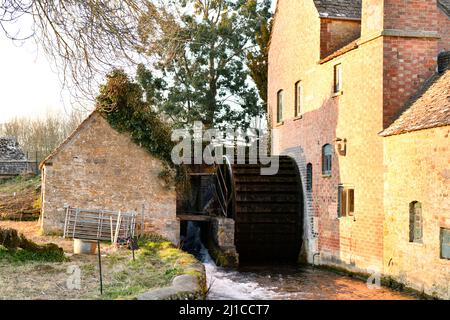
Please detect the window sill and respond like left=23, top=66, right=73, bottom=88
left=332, top=90, right=343, bottom=97
left=322, top=173, right=332, bottom=178
left=293, top=115, right=303, bottom=121
left=337, top=215, right=356, bottom=220
left=275, top=121, right=284, bottom=127
left=408, top=241, right=424, bottom=246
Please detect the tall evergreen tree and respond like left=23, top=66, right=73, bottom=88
left=138, top=0, right=271, bottom=129
left=247, top=17, right=272, bottom=110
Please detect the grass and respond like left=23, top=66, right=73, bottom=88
left=0, top=175, right=41, bottom=220
left=0, top=245, right=66, bottom=264
left=0, top=221, right=202, bottom=300
left=100, top=236, right=198, bottom=300
left=0, top=175, right=41, bottom=194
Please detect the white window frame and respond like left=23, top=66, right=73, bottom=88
left=334, top=64, right=343, bottom=93
left=338, top=184, right=354, bottom=218
left=295, top=81, right=303, bottom=117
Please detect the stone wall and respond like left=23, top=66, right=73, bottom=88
left=0, top=161, right=31, bottom=177
left=41, top=112, right=179, bottom=244
left=208, top=217, right=238, bottom=267
left=0, top=137, right=31, bottom=177
left=383, top=126, right=450, bottom=299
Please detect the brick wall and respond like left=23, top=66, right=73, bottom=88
left=360, top=0, right=442, bottom=128
left=382, top=37, right=438, bottom=128
left=437, top=6, right=450, bottom=52
left=320, top=18, right=361, bottom=58
left=383, top=0, right=439, bottom=32
left=383, top=126, right=450, bottom=299
left=269, top=0, right=385, bottom=272
left=269, top=0, right=449, bottom=293
left=41, top=112, right=179, bottom=243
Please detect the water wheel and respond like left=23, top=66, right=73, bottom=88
left=215, top=155, right=303, bottom=264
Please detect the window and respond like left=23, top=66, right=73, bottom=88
left=277, top=90, right=283, bottom=123
left=409, top=201, right=423, bottom=243
left=322, top=144, right=332, bottom=176
left=441, top=228, right=450, bottom=260
left=306, top=163, right=313, bottom=192
left=338, top=185, right=354, bottom=218
left=295, top=81, right=303, bottom=117
left=334, top=64, right=342, bottom=93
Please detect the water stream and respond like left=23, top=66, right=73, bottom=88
left=183, top=222, right=415, bottom=300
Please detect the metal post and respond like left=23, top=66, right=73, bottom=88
left=141, top=204, right=145, bottom=237
left=63, top=206, right=69, bottom=238
left=132, top=239, right=135, bottom=261
left=97, top=240, right=103, bottom=295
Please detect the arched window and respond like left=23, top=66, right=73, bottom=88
left=306, top=163, right=313, bottom=191
left=322, top=144, right=332, bottom=176
left=409, top=201, right=423, bottom=243
left=277, top=90, right=283, bottom=123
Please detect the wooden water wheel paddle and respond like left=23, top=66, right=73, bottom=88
left=216, top=155, right=304, bottom=264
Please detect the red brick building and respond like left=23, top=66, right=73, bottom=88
left=268, top=0, right=449, bottom=298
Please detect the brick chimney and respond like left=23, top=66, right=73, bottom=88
left=361, top=0, right=384, bottom=38
left=361, top=0, right=440, bottom=128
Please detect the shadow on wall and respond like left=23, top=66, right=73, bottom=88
left=276, top=93, right=344, bottom=265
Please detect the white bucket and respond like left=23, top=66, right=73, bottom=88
left=73, top=239, right=97, bottom=254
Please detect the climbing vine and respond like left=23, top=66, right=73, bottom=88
left=95, top=69, right=189, bottom=188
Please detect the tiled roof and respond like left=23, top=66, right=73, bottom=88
left=380, top=69, right=450, bottom=137
left=313, top=0, right=362, bottom=19
left=438, top=0, right=450, bottom=16
left=0, top=137, right=26, bottom=160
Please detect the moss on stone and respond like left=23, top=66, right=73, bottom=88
left=0, top=227, right=65, bottom=263
left=205, top=237, right=238, bottom=267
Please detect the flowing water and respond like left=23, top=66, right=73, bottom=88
left=184, top=222, right=415, bottom=300
left=200, top=247, right=415, bottom=300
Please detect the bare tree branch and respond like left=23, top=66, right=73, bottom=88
left=0, top=0, right=149, bottom=98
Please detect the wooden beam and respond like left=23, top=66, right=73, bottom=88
left=177, top=214, right=212, bottom=222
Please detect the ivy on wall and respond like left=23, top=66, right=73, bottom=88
left=95, top=69, right=189, bottom=188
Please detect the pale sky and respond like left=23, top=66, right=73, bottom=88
left=0, top=34, right=80, bottom=123
left=0, top=1, right=277, bottom=124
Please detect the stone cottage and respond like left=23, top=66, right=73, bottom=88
left=380, top=68, right=450, bottom=296
left=40, top=111, right=179, bottom=244
left=0, top=137, right=28, bottom=178
left=268, top=0, right=449, bottom=297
